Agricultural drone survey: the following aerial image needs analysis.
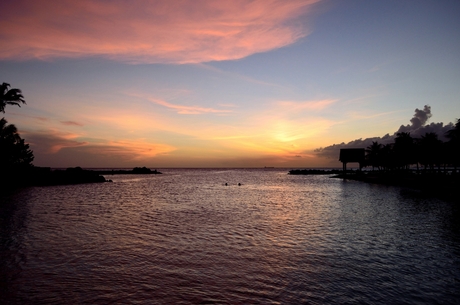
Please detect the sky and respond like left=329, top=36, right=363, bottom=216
left=1, top=0, right=459, bottom=168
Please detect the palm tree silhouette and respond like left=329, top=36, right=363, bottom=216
left=1, top=82, right=26, bottom=113
left=0, top=117, right=34, bottom=169
left=394, top=132, right=415, bottom=170
left=446, top=119, right=460, bottom=143
left=380, top=143, right=394, bottom=172
left=366, top=141, right=383, bottom=171
left=445, top=118, right=460, bottom=171
left=418, top=132, right=442, bottom=172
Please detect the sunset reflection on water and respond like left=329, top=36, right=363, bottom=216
left=1, top=169, right=459, bottom=304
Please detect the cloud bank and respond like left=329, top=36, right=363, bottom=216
left=25, top=129, right=175, bottom=167
left=0, top=0, right=320, bottom=63
left=315, top=105, right=455, bottom=160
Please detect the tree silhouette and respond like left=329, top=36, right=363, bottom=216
left=1, top=82, right=33, bottom=173
left=446, top=118, right=460, bottom=142
left=1, top=82, right=26, bottom=113
left=445, top=118, right=460, bottom=170
left=0, top=118, right=34, bottom=169
left=394, top=132, right=415, bottom=170
left=418, top=132, right=442, bottom=172
left=365, top=141, right=383, bottom=171
left=380, top=143, right=394, bottom=172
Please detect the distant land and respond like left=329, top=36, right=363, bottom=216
left=0, top=167, right=162, bottom=190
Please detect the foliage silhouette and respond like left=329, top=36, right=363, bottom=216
left=0, top=82, right=105, bottom=189
left=1, top=83, right=33, bottom=172
left=1, top=82, right=26, bottom=113
left=0, top=118, right=34, bottom=169
left=394, top=132, right=416, bottom=170
left=445, top=118, right=460, bottom=170
left=359, top=121, right=460, bottom=176
left=365, top=141, right=383, bottom=171
left=418, top=132, right=442, bottom=172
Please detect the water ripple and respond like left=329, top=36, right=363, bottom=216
left=1, top=169, right=459, bottom=304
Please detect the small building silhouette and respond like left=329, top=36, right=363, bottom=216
left=339, top=148, right=365, bottom=172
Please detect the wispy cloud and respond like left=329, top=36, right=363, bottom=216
left=0, top=0, right=320, bottom=63
left=197, top=63, right=289, bottom=88
left=276, top=99, right=338, bottom=111
left=146, top=97, right=233, bottom=115
left=61, top=120, right=84, bottom=127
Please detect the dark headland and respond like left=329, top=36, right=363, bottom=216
left=94, top=167, right=162, bottom=175
left=1, top=166, right=161, bottom=189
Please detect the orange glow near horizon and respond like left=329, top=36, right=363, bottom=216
left=18, top=94, right=338, bottom=167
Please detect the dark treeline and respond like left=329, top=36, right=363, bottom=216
left=1, top=82, right=33, bottom=171
left=341, top=122, right=460, bottom=202
left=364, top=121, right=460, bottom=173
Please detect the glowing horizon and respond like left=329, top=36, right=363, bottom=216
left=1, top=0, right=460, bottom=168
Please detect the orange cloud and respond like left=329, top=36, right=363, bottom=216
left=0, top=0, right=320, bottom=63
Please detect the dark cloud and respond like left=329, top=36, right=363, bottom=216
left=25, top=132, right=87, bottom=154
left=25, top=132, right=134, bottom=167
left=23, top=129, right=175, bottom=167
left=60, top=121, right=84, bottom=127
left=315, top=105, right=454, bottom=160
left=396, top=105, right=432, bottom=133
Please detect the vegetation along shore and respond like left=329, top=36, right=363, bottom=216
left=290, top=117, right=460, bottom=202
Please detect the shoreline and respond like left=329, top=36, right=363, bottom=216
left=94, top=167, right=162, bottom=175
left=0, top=166, right=162, bottom=189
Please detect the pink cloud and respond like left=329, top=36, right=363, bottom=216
left=147, top=97, right=233, bottom=114
left=0, top=0, right=320, bottom=63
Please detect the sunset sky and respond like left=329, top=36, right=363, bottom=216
left=1, top=0, right=459, bottom=168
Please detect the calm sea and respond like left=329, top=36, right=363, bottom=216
left=1, top=168, right=459, bottom=304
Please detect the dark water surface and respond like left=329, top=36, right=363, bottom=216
left=1, top=168, right=459, bottom=304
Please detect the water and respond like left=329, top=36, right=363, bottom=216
left=1, top=168, right=459, bottom=304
